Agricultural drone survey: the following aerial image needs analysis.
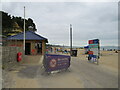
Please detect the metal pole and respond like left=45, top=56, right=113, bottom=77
left=23, top=6, right=25, bottom=53
left=70, top=24, right=72, bottom=56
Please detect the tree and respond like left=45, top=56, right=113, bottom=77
left=2, top=11, right=13, bottom=36
left=2, top=11, right=37, bottom=37
left=13, top=22, right=19, bottom=29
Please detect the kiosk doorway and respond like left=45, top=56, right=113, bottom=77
left=25, top=43, right=31, bottom=55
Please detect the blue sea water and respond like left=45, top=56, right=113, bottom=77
left=58, top=45, right=119, bottom=50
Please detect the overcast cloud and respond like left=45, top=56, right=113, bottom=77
left=2, top=2, right=118, bottom=46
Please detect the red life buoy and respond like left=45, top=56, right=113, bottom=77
left=17, top=52, right=22, bottom=62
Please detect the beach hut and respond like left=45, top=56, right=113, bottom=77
left=6, top=31, right=48, bottom=55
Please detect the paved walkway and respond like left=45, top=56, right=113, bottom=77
left=22, top=55, right=43, bottom=65
left=2, top=55, right=43, bottom=88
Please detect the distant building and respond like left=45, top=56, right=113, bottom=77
left=6, top=31, right=48, bottom=55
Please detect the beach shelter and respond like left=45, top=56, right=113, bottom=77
left=7, top=31, right=48, bottom=55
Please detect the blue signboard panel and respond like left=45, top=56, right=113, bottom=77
left=93, top=39, right=99, bottom=44
left=44, top=54, right=71, bottom=72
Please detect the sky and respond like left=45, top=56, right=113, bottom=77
left=1, top=1, right=118, bottom=46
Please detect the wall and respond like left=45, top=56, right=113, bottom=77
left=7, top=40, right=23, bottom=47
left=31, top=41, right=38, bottom=55
left=2, top=46, right=24, bottom=70
left=7, top=40, right=47, bottom=55
left=42, top=40, right=46, bottom=55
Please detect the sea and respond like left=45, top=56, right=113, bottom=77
left=64, top=46, right=119, bottom=50
left=100, top=46, right=119, bottom=50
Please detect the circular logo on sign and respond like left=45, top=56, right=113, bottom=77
left=49, top=59, right=57, bottom=68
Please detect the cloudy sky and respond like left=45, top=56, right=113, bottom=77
left=1, top=1, right=118, bottom=46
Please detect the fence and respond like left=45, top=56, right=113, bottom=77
left=43, top=54, right=71, bottom=72
left=2, top=46, right=24, bottom=70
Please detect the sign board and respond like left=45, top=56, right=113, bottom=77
left=88, top=39, right=100, bottom=63
left=43, top=54, right=71, bottom=72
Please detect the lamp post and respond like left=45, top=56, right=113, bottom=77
left=70, top=24, right=72, bottom=56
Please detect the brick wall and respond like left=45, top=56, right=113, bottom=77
left=2, top=46, right=24, bottom=70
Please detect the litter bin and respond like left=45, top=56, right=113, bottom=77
left=71, top=50, right=77, bottom=57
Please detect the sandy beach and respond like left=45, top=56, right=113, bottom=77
left=2, top=49, right=118, bottom=88
left=77, top=49, right=118, bottom=72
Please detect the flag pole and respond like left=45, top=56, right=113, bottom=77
left=23, top=6, right=25, bottom=54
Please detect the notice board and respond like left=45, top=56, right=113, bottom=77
left=88, top=39, right=100, bottom=61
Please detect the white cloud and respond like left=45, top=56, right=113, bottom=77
left=2, top=2, right=118, bottom=46
left=1, top=0, right=119, bottom=2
